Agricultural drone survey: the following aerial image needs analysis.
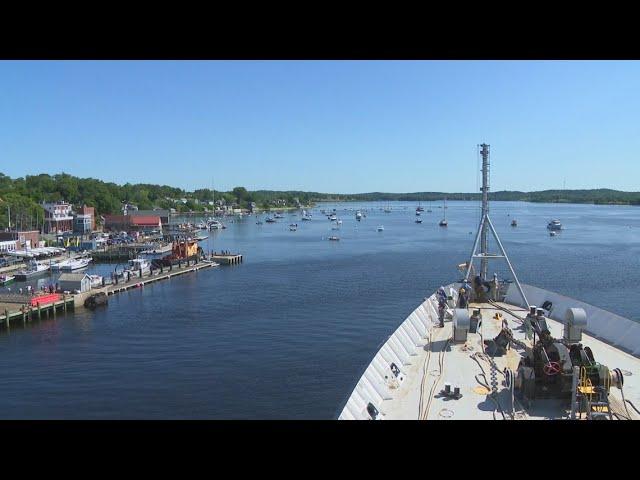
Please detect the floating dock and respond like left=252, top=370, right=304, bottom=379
left=210, top=253, right=243, bottom=265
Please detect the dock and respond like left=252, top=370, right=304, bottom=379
left=0, top=258, right=224, bottom=331
left=210, top=253, right=243, bottom=265
left=0, top=293, right=75, bottom=329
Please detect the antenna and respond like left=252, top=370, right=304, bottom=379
left=464, top=143, right=529, bottom=308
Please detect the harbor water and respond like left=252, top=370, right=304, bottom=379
left=0, top=201, right=638, bottom=418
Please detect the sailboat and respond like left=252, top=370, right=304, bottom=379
left=427, top=201, right=432, bottom=213
left=384, top=202, right=392, bottom=213
left=439, top=197, right=448, bottom=227
left=416, top=200, right=424, bottom=212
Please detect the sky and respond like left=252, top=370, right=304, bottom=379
left=1, top=60, right=639, bottom=193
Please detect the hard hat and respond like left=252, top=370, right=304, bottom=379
left=460, top=288, right=465, bottom=293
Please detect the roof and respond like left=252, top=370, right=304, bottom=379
left=130, top=216, right=161, bottom=226
left=58, top=273, right=90, bottom=282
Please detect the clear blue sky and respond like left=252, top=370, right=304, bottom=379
left=1, top=60, right=639, bottom=193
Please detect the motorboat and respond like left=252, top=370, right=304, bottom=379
left=415, top=219, right=423, bottom=224
left=0, top=274, right=15, bottom=286
left=208, top=219, right=225, bottom=230
left=439, top=219, right=448, bottom=227
left=124, top=257, right=151, bottom=277
left=265, top=217, right=276, bottom=223
left=550, top=231, right=557, bottom=237
left=377, top=225, right=384, bottom=232
left=328, top=236, right=340, bottom=241
left=274, top=213, right=284, bottom=219
left=356, top=211, right=362, bottom=221
left=547, top=219, right=562, bottom=231
left=53, top=256, right=92, bottom=272
left=14, top=260, right=49, bottom=281
left=511, top=219, right=518, bottom=227
left=88, top=274, right=104, bottom=288
left=329, top=214, right=337, bottom=221
left=416, top=211, right=421, bottom=216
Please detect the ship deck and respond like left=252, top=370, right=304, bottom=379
left=377, top=302, right=640, bottom=420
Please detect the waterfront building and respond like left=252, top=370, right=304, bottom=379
left=42, top=201, right=73, bottom=234
left=0, top=230, right=40, bottom=249
left=58, top=272, right=91, bottom=293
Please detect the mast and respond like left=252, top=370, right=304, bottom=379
left=480, top=143, right=490, bottom=279
left=465, top=143, right=529, bottom=308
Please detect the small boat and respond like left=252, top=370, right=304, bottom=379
left=337, top=219, right=342, bottom=225
left=194, top=234, right=209, bottom=241
left=274, top=213, right=284, bottom=219
left=550, top=231, right=557, bottom=237
left=329, top=214, right=337, bottom=221
left=416, top=202, right=424, bottom=212
left=59, top=256, right=92, bottom=271
left=123, top=258, right=151, bottom=277
left=14, top=260, right=50, bottom=281
left=256, top=221, right=263, bottom=225
left=415, top=219, right=422, bottom=224
left=439, top=197, right=448, bottom=227
left=416, top=211, right=421, bottom=216
left=265, top=217, right=276, bottom=223
left=356, top=211, right=362, bottom=221
left=290, top=227, right=297, bottom=231
left=208, top=219, right=225, bottom=230
left=377, top=225, right=384, bottom=232
left=547, top=219, right=562, bottom=231
left=301, top=215, right=312, bottom=221
left=511, top=219, right=518, bottom=227
left=0, top=274, right=15, bottom=286
left=328, top=236, right=340, bottom=241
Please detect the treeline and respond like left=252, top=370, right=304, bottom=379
left=320, top=189, right=640, bottom=204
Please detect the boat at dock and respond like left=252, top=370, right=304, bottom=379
left=88, top=274, right=104, bottom=288
left=123, top=257, right=152, bottom=277
left=140, top=243, right=173, bottom=255
left=51, top=256, right=92, bottom=272
left=0, top=274, right=15, bottom=286
left=339, top=143, right=640, bottom=421
left=14, top=260, right=49, bottom=281
left=152, top=239, right=200, bottom=267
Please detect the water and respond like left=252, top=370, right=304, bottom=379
left=1, top=201, right=638, bottom=419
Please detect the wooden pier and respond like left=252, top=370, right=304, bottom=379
left=210, top=253, right=243, bottom=265
left=0, top=294, right=75, bottom=329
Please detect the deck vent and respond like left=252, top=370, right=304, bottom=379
left=564, top=308, right=587, bottom=343
left=453, top=309, right=470, bottom=343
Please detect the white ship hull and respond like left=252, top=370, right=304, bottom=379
left=338, top=283, right=640, bottom=420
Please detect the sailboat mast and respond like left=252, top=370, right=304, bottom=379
left=480, top=143, right=490, bottom=279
